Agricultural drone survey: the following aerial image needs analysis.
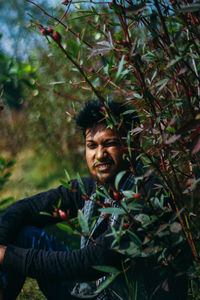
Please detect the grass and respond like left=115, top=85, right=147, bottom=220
left=18, top=279, right=46, bottom=300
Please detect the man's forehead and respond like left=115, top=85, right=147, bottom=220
left=85, top=124, right=119, bottom=139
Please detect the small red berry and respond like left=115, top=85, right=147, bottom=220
left=86, top=18, right=91, bottom=23
left=123, top=223, right=129, bottom=229
left=62, top=0, right=69, bottom=4
left=188, top=91, right=193, bottom=96
left=0, top=104, right=4, bottom=111
left=53, top=211, right=58, bottom=217
left=108, top=2, right=113, bottom=9
left=124, top=55, right=129, bottom=61
left=114, top=192, right=121, bottom=201
left=53, top=31, right=62, bottom=43
left=58, top=209, right=69, bottom=221
left=82, top=194, right=90, bottom=201
left=147, top=234, right=153, bottom=240
left=103, top=213, right=110, bottom=218
left=103, top=202, right=111, bottom=207
left=133, top=193, right=141, bottom=200
left=40, top=27, right=48, bottom=36
left=101, top=106, right=106, bottom=112
left=47, top=26, right=53, bottom=34
left=116, top=40, right=121, bottom=44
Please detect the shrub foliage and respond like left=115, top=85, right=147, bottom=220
left=5, top=0, right=200, bottom=298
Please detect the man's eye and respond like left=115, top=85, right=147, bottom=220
left=87, top=144, right=96, bottom=149
left=105, top=141, right=119, bottom=147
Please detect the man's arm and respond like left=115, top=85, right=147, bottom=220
left=0, top=227, right=121, bottom=282
left=0, top=177, right=94, bottom=245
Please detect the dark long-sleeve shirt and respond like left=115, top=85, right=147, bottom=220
left=1, top=177, right=121, bottom=282
left=0, top=175, right=190, bottom=299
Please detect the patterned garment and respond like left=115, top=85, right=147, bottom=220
left=71, top=172, right=136, bottom=299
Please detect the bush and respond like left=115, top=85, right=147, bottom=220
left=23, top=0, right=200, bottom=298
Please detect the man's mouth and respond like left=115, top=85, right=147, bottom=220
left=94, top=161, right=113, bottom=172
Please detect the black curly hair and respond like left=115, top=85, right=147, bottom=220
left=75, top=99, right=139, bottom=138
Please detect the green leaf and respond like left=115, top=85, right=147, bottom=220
left=98, top=207, right=125, bottom=215
left=135, top=214, right=150, bottom=225
left=142, top=52, right=156, bottom=61
left=128, top=231, right=142, bottom=247
left=115, top=170, right=126, bottom=190
left=121, top=109, right=136, bottom=115
left=57, top=223, right=74, bottom=234
left=40, top=212, right=53, bottom=217
left=109, top=113, right=118, bottom=126
left=101, top=56, right=108, bottom=67
left=108, top=51, right=114, bottom=70
left=170, top=222, right=182, bottom=234
left=166, top=56, right=181, bottom=69
left=64, top=169, right=71, bottom=182
left=166, top=126, right=176, bottom=134
left=48, top=81, right=66, bottom=85
left=105, top=118, right=114, bottom=129
left=178, top=4, right=200, bottom=13
left=127, top=132, right=132, bottom=158
left=108, top=226, right=120, bottom=247
left=115, top=69, right=129, bottom=85
left=154, top=78, right=169, bottom=88
left=100, top=185, right=110, bottom=199
left=115, top=55, right=125, bottom=82
left=76, top=173, right=87, bottom=195
left=57, top=198, right=62, bottom=208
left=122, top=190, right=135, bottom=199
left=92, top=265, right=119, bottom=274
left=60, top=179, right=72, bottom=190
left=96, top=189, right=109, bottom=200
left=78, top=209, right=90, bottom=235
left=68, top=40, right=79, bottom=59
left=132, top=92, right=143, bottom=99
left=91, top=6, right=98, bottom=14
left=126, top=203, right=143, bottom=211
left=95, top=272, right=120, bottom=294
left=90, top=219, right=97, bottom=232
left=118, top=241, right=141, bottom=258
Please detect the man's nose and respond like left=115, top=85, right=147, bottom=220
left=96, top=146, right=107, bottom=160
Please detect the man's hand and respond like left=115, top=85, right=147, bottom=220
left=0, top=246, right=6, bottom=265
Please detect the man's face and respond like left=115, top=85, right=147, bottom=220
left=85, top=124, right=128, bottom=186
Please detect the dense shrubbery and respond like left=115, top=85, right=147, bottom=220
left=1, top=0, right=200, bottom=298
left=23, top=0, right=200, bottom=298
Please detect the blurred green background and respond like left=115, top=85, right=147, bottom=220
left=0, top=1, right=91, bottom=298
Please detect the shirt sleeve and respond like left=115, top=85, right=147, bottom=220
left=2, top=228, right=122, bottom=282
left=0, top=177, right=94, bottom=245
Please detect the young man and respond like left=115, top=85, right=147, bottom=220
left=0, top=100, right=188, bottom=299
